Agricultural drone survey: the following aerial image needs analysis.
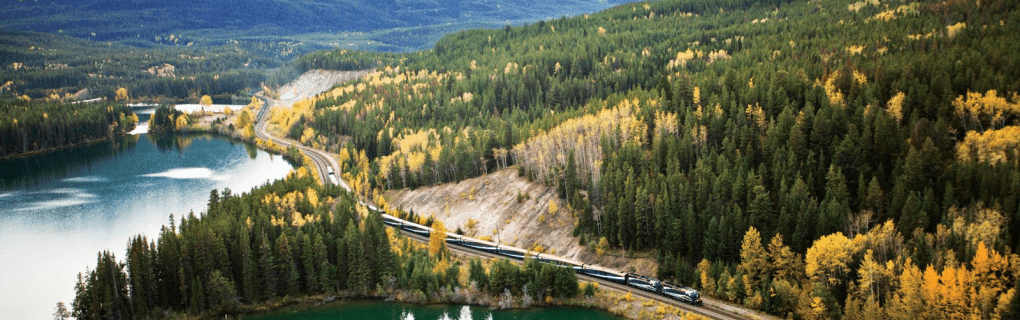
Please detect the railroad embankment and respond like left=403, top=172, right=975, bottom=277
left=385, top=168, right=659, bottom=276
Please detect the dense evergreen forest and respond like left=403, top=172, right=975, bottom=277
left=0, top=98, right=137, bottom=158
left=285, top=0, right=1020, bottom=318
left=0, top=31, right=286, bottom=102
left=70, top=170, right=581, bottom=319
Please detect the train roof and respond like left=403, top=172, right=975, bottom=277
left=663, top=283, right=697, bottom=293
left=397, top=218, right=430, bottom=230
left=459, top=235, right=499, bottom=248
left=581, top=264, right=627, bottom=277
left=497, top=244, right=530, bottom=255
left=534, top=253, right=584, bottom=266
left=627, top=273, right=658, bottom=281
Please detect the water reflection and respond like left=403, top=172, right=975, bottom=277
left=245, top=302, right=620, bottom=320
left=0, top=132, right=296, bottom=320
left=0, top=134, right=139, bottom=189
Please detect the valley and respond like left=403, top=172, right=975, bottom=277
left=4, top=0, right=1020, bottom=319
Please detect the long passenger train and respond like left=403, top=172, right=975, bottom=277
left=379, top=212, right=703, bottom=305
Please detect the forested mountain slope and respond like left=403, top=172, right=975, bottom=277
left=288, top=0, right=1020, bottom=318
left=1, top=0, right=629, bottom=48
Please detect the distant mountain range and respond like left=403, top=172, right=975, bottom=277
left=1, top=0, right=627, bottom=47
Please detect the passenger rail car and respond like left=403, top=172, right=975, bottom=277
left=577, top=264, right=628, bottom=283
left=456, top=236, right=500, bottom=252
left=533, top=253, right=583, bottom=268
left=494, top=245, right=529, bottom=260
left=376, top=209, right=703, bottom=307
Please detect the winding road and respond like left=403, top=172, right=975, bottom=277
left=252, top=94, right=766, bottom=320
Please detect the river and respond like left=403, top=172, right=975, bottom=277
left=0, top=109, right=296, bottom=319
left=245, top=301, right=623, bottom=320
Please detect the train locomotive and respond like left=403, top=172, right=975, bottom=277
left=326, top=167, right=339, bottom=185
left=378, top=212, right=703, bottom=306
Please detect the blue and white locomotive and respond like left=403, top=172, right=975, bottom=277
left=378, top=212, right=704, bottom=306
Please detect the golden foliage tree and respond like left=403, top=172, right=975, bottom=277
left=886, top=91, right=905, bottom=124
left=767, top=233, right=800, bottom=282
left=805, top=232, right=855, bottom=289
left=512, top=97, right=649, bottom=191
left=235, top=108, right=254, bottom=131
left=429, top=219, right=446, bottom=258
left=953, top=90, right=1020, bottom=132
left=738, top=226, right=768, bottom=289
left=200, top=95, right=213, bottom=106
left=174, top=114, right=188, bottom=130
left=956, top=126, right=1020, bottom=165
left=115, top=87, right=129, bottom=101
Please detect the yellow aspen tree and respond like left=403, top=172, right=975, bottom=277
left=429, top=220, right=446, bottom=258
left=243, top=125, right=254, bottom=139
left=971, top=242, right=1009, bottom=293
left=767, top=233, right=799, bottom=282
left=200, top=95, right=213, bottom=106
left=248, top=96, right=262, bottom=109
left=306, top=187, right=318, bottom=208
left=697, top=258, right=716, bottom=295
left=115, top=87, right=129, bottom=101
left=300, top=127, right=315, bottom=144
left=856, top=249, right=881, bottom=299
left=175, top=114, right=188, bottom=130
left=939, top=266, right=971, bottom=318
left=235, top=108, right=254, bottom=130
left=920, top=265, right=943, bottom=318
left=887, top=259, right=924, bottom=320
left=886, top=91, right=905, bottom=124
left=805, top=232, right=853, bottom=288
left=738, top=226, right=768, bottom=289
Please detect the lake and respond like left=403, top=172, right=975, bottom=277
left=0, top=109, right=296, bottom=319
left=244, top=301, right=623, bottom=320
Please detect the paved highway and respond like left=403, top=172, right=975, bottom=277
left=252, top=94, right=759, bottom=320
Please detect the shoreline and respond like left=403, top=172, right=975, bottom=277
left=232, top=296, right=624, bottom=320
left=1, top=129, right=135, bottom=161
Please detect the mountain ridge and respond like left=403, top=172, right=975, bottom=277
left=1, top=0, right=627, bottom=47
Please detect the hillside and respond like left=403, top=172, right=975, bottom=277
left=1, top=0, right=630, bottom=51
left=290, top=0, right=1020, bottom=318
left=385, top=168, right=659, bottom=275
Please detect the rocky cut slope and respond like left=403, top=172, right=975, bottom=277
left=385, top=168, right=659, bottom=276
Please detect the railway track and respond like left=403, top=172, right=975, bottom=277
left=254, top=96, right=348, bottom=192
left=397, top=230, right=744, bottom=320
left=252, top=94, right=754, bottom=320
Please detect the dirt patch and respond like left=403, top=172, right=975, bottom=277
left=277, top=69, right=373, bottom=103
left=262, top=69, right=372, bottom=137
left=385, top=168, right=658, bottom=276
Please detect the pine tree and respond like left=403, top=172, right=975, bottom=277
left=313, top=233, right=330, bottom=294
left=344, top=221, right=369, bottom=292
left=738, top=226, right=768, bottom=290
left=238, top=227, right=258, bottom=302
left=258, top=231, right=276, bottom=300
left=301, top=233, right=318, bottom=293
left=276, top=233, right=299, bottom=297
left=207, top=270, right=239, bottom=314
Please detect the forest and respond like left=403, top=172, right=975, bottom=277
left=282, top=0, right=1020, bottom=318
left=0, top=31, right=285, bottom=102
left=0, top=98, right=137, bottom=158
left=70, top=168, right=581, bottom=319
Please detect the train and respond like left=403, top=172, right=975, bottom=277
left=326, top=166, right=339, bottom=185
left=378, top=212, right=703, bottom=306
